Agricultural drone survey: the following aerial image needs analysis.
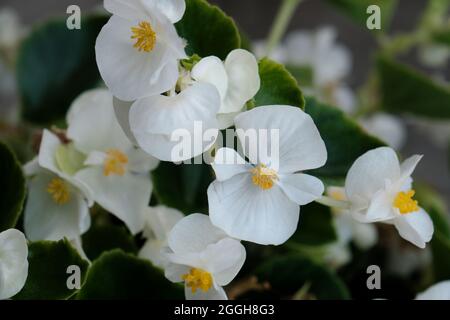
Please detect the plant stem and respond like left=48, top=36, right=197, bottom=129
left=315, top=195, right=351, bottom=210
left=265, top=0, right=302, bottom=56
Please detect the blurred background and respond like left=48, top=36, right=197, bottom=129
left=0, top=0, right=449, bottom=208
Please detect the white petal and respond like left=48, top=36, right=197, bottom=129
left=148, top=0, right=186, bottom=23
left=359, top=113, right=406, bottom=149
left=75, top=167, right=151, bottom=234
left=84, top=151, right=107, bottom=166
left=393, top=208, right=434, bottom=249
left=113, top=97, right=138, bottom=145
left=66, top=89, right=133, bottom=153
left=191, top=56, right=228, bottom=101
left=345, top=147, right=401, bottom=206
left=23, top=157, right=41, bottom=176
left=24, top=172, right=91, bottom=241
left=416, top=281, right=450, bottom=300
left=139, top=239, right=166, bottom=268
left=222, top=49, right=260, bottom=113
left=142, top=205, right=184, bottom=241
left=217, top=110, right=242, bottom=130
left=95, top=15, right=183, bottom=101
left=104, top=0, right=150, bottom=20
left=0, top=229, right=28, bottom=300
left=399, top=154, right=423, bottom=183
left=351, top=221, right=378, bottom=250
left=168, top=214, right=227, bottom=254
left=69, top=237, right=90, bottom=262
left=234, top=105, right=327, bottom=173
left=364, top=189, right=397, bottom=222
left=127, top=148, right=159, bottom=173
left=185, top=284, right=227, bottom=300
left=208, top=173, right=299, bottom=245
left=278, top=173, right=324, bottom=205
left=164, top=259, right=190, bottom=283
left=211, top=148, right=250, bottom=181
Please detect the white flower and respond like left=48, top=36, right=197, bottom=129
left=0, top=8, right=26, bottom=50
left=416, top=281, right=450, bottom=300
left=359, top=113, right=406, bottom=150
left=163, top=214, right=246, bottom=300
left=208, top=105, right=327, bottom=245
left=96, top=0, right=187, bottom=101
left=67, top=89, right=159, bottom=234
left=0, top=229, right=28, bottom=300
left=23, top=131, right=92, bottom=242
left=191, top=49, right=261, bottom=129
left=253, top=39, right=287, bottom=63
left=139, top=205, right=184, bottom=268
left=345, top=147, right=434, bottom=248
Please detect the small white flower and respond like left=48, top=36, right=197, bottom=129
left=67, top=89, right=159, bottom=234
left=96, top=0, right=187, bottom=101
left=23, top=131, right=92, bottom=242
left=345, top=147, right=434, bottom=248
left=163, top=214, right=246, bottom=300
left=359, top=113, right=406, bottom=150
left=208, top=105, right=327, bottom=245
left=191, top=49, right=261, bottom=129
left=416, top=280, right=450, bottom=300
left=0, top=229, right=28, bottom=300
left=139, top=205, right=184, bottom=268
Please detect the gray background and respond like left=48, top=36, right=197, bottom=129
left=1, top=0, right=449, bottom=206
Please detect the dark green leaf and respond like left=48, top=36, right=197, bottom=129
left=255, top=254, right=350, bottom=299
left=254, top=58, right=305, bottom=109
left=415, top=184, right=450, bottom=237
left=431, top=231, right=450, bottom=282
left=378, top=56, right=450, bottom=119
left=14, top=239, right=89, bottom=300
left=175, top=0, right=240, bottom=60
left=0, top=141, right=26, bottom=232
left=289, top=203, right=337, bottom=246
left=286, top=64, right=314, bottom=87
left=17, top=15, right=108, bottom=125
left=305, top=97, right=385, bottom=177
left=77, top=250, right=184, bottom=299
left=152, top=161, right=213, bottom=213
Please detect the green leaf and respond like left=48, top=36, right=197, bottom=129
left=305, top=97, right=385, bottom=178
left=378, top=56, right=450, bottom=119
left=77, top=250, right=184, bottom=299
left=17, top=15, right=108, bottom=125
left=175, top=0, right=240, bottom=60
left=255, top=254, right=350, bottom=299
left=324, top=0, right=398, bottom=32
left=81, top=212, right=138, bottom=261
left=288, top=203, right=337, bottom=246
left=14, top=239, right=89, bottom=300
left=431, top=231, right=450, bottom=282
left=254, top=58, right=305, bottom=109
left=286, top=64, right=314, bottom=88
left=152, top=161, right=213, bottom=213
left=0, top=141, right=26, bottom=232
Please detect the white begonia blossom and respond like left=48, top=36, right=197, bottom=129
left=163, top=214, right=246, bottom=300
left=23, top=131, right=92, bottom=242
left=416, top=281, right=450, bottom=300
left=345, top=147, right=434, bottom=249
left=0, top=229, right=28, bottom=300
left=96, top=0, right=187, bottom=101
left=139, top=205, right=184, bottom=268
left=208, top=105, right=327, bottom=245
left=359, top=113, right=406, bottom=150
left=191, top=49, right=261, bottom=129
left=67, top=89, right=159, bottom=234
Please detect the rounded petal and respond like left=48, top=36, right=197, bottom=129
left=142, top=205, right=184, bottom=241
left=393, top=208, right=434, bottom=249
left=345, top=147, right=401, bottom=206
left=278, top=173, right=324, bottom=205
left=185, top=284, right=227, bottom=300
left=208, top=173, right=299, bottom=245
left=222, top=49, right=260, bottom=113
left=127, top=148, right=160, bottom=173
left=400, top=154, right=423, bottom=182
left=0, top=229, right=28, bottom=300
left=211, top=148, right=251, bottom=181
left=351, top=220, right=378, bottom=250
left=168, top=214, right=228, bottom=254
left=191, top=56, right=228, bottom=101
left=416, top=281, right=450, bottom=300
left=164, top=260, right=190, bottom=283
left=75, top=167, right=151, bottom=234
left=139, top=239, right=166, bottom=268
left=24, top=173, right=91, bottom=241
left=359, top=113, right=406, bottom=149
left=364, top=189, right=397, bottom=222
left=217, top=110, right=242, bottom=130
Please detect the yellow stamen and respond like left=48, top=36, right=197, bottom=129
left=181, top=268, right=213, bottom=293
left=47, top=178, right=71, bottom=205
left=393, top=189, right=419, bottom=214
left=131, top=21, right=156, bottom=52
left=104, top=149, right=128, bottom=176
left=251, top=164, right=278, bottom=190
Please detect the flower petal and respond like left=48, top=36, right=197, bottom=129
left=416, top=281, right=450, bottom=300
left=211, top=148, right=250, bottom=181
left=393, top=208, right=434, bottom=249
left=191, top=56, right=228, bottom=101
left=278, top=173, right=324, bottom=205
left=185, top=284, right=227, bottom=300
left=139, top=239, right=166, bottom=268
left=399, top=154, right=423, bottom=182
left=113, top=97, right=138, bottom=145
left=208, top=173, right=299, bottom=245
left=142, top=205, right=184, bottom=241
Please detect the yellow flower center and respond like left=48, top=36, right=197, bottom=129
left=251, top=164, right=278, bottom=190
left=393, top=189, right=419, bottom=214
left=181, top=268, right=213, bottom=293
left=131, top=21, right=156, bottom=52
left=104, top=149, right=129, bottom=177
left=47, top=178, right=71, bottom=205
